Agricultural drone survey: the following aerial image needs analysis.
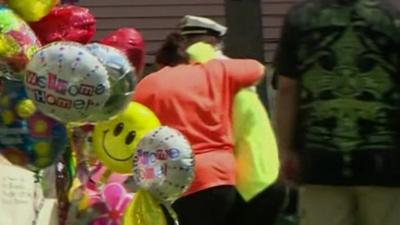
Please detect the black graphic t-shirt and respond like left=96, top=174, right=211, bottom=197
left=275, top=0, right=400, bottom=186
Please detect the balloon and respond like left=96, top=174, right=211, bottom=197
left=93, top=102, right=160, bottom=174
left=100, top=28, right=145, bottom=75
left=30, top=5, right=96, bottom=45
left=85, top=43, right=135, bottom=121
left=0, top=7, right=41, bottom=77
left=122, top=189, right=167, bottom=225
left=132, top=126, right=195, bottom=203
left=66, top=182, right=132, bottom=225
left=89, top=183, right=133, bottom=225
left=6, top=0, right=58, bottom=22
left=24, top=42, right=110, bottom=123
left=0, top=78, right=67, bottom=170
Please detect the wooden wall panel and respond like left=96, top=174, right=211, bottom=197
left=80, top=0, right=302, bottom=64
left=79, top=0, right=225, bottom=64
left=261, top=0, right=300, bottom=63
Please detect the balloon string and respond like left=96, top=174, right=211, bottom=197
left=32, top=172, right=45, bottom=225
left=100, top=168, right=112, bottom=184
left=34, top=170, right=42, bottom=183
left=115, top=70, right=132, bottom=83
left=163, top=203, right=180, bottom=225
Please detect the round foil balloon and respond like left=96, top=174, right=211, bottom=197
left=24, top=42, right=110, bottom=123
left=0, top=7, right=41, bottom=77
left=93, top=102, right=160, bottom=174
left=0, top=78, right=67, bottom=170
left=6, top=0, right=58, bottom=22
left=85, top=43, right=135, bottom=121
left=132, top=126, right=195, bottom=203
left=30, top=5, right=96, bottom=45
left=100, top=28, right=145, bottom=75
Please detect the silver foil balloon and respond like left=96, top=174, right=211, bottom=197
left=132, top=126, right=195, bottom=204
left=85, top=43, right=135, bottom=121
left=25, top=41, right=110, bottom=123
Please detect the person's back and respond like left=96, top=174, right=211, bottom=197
left=275, top=0, right=400, bottom=224
left=134, top=52, right=263, bottom=225
left=136, top=60, right=263, bottom=150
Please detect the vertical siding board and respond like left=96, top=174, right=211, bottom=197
left=261, top=0, right=300, bottom=63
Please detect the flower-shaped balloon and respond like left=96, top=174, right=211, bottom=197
left=89, top=183, right=133, bottom=225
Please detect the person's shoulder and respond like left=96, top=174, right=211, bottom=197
left=137, top=68, right=167, bottom=86
left=205, top=58, right=260, bottom=69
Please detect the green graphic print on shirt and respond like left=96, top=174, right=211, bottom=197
left=295, top=0, right=400, bottom=153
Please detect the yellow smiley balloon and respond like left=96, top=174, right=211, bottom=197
left=93, top=102, right=160, bottom=173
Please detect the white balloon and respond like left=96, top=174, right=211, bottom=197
left=132, top=126, right=195, bottom=203
left=24, top=42, right=110, bottom=123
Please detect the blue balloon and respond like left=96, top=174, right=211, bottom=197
left=0, top=78, right=68, bottom=170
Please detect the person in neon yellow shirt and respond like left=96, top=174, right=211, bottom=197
left=181, top=15, right=283, bottom=225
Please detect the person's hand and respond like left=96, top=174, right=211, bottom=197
left=278, top=149, right=300, bottom=187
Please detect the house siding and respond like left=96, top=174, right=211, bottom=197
left=79, top=0, right=225, bottom=64
left=79, top=0, right=301, bottom=64
left=261, top=0, right=300, bottom=63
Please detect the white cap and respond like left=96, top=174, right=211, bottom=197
left=179, top=15, right=228, bottom=37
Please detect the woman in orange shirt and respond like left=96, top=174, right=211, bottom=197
left=134, top=33, right=265, bottom=225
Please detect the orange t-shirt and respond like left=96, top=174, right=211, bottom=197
left=134, top=59, right=264, bottom=195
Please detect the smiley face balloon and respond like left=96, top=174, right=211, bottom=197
left=93, top=102, right=160, bottom=173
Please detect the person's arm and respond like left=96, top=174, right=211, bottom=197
left=217, top=59, right=265, bottom=92
left=276, top=76, right=299, bottom=180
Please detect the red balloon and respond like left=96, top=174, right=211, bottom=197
left=29, top=5, right=96, bottom=45
left=100, top=28, right=145, bottom=74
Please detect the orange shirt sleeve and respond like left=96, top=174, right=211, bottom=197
left=210, top=59, right=265, bottom=93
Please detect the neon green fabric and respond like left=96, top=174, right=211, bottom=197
left=233, top=88, right=279, bottom=201
left=186, top=42, right=216, bottom=63
left=186, top=42, right=280, bottom=201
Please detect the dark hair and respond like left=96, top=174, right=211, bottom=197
left=155, top=32, right=189, bottom=67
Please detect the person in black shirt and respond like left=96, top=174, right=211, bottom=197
left=274, top=0, right=400, bottom=224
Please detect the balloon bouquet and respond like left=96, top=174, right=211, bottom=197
left=0, top=1, right=67, bottom=172
left=0, top=1, right=195, bottom=225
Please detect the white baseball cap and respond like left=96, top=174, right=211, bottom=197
left=179, top=15, right=228, bottom=37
